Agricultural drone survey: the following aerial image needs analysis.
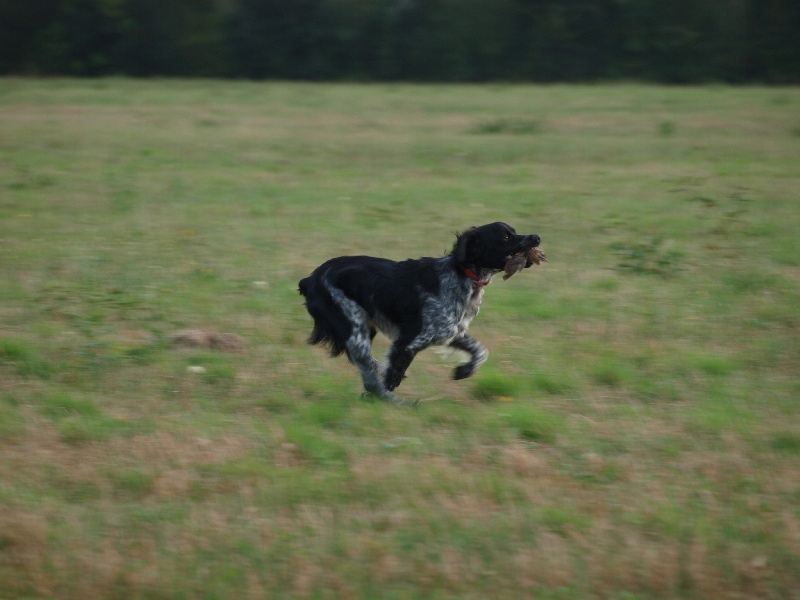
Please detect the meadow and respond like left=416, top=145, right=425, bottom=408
left=0, top=79, right=799, bottom=599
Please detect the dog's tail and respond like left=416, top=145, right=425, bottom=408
left=298, top=274, right=349, bottom=357
left=298, top=276, right=312, bottom=299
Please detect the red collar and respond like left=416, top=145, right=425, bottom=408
left=462, top=268, right=491, bottom=287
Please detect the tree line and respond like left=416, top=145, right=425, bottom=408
left=1, top=0, right=798, bottom=83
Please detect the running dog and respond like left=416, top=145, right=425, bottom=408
left=298, top=222, right=541, bottom=403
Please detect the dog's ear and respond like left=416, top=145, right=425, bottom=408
left=453, top=228, right=481, bottom=267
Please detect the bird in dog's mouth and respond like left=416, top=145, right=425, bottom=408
left=503, top=246, right=547, bottom=280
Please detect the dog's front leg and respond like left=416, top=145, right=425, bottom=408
left=384, top=339, right=419, bottom=392
left=448, top=334, right=488, bottom=380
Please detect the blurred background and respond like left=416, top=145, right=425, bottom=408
left=1, top=0, right=798, bottom=83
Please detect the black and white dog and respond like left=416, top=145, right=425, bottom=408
left=298, top=222, right=541, bottom=403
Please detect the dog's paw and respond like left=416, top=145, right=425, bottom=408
left=453, top=364, right=475, bottom=380
left=384, top=369, right=406, bottom=392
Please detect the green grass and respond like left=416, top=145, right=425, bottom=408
left=1, top=78, right=799, bottom=599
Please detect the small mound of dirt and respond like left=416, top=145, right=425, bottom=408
left=172, top=329, right=246, bottom=352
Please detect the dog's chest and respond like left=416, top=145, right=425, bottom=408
left=466, top=287, right=484, bottom=320
left=419, top=282, right=483, bottom=344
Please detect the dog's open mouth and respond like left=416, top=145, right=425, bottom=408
left=503, top=246, right=547, bottom=280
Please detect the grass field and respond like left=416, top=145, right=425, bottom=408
left=1, top=78, right=799, bottom=599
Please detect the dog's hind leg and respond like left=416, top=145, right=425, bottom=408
left=344, top=327, right=382, bottom=392
left=345, top=326, right=410, bottom=405
left=448, top=334, right=488, bottom=380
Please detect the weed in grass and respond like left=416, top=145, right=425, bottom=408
left=720, top=271, right=784, bottom=293
left=633, top=378, right=680, bottom=403
left=498, top=403, right=565, bottom=444
left=55, top=477, right=102, bottom=503
left=282, top=422, right=350, bottom=465
left=257, top=392, right=296, bottom=413
left=683, top=391, right=752, bottom=438
left=418, top=400, right=470, bottom=428
left=671, top=350, right=737, bottom=378
left=57, top=415, right=140, bottom=444
left=469, top=117, right=543, bottom=135
left=0, top=394, right=25, bottom=438
left=591, top=355, right=635, bottom=388
left=591, top=277, right=621, bottom=292
left=0, top=337, right=52, bottom=379
left=531, top=370, right=574, bottom=395
left=658, top=120, right=676, bottom=136
left=301, top=398, right=351, bottom=429
left=181, top=351, right=237, bottom=387
left=689, top=353, right=736, bottom=378
left=41, top=391, right=102, bottom=421
left=39, top=391, right=144, bottom=444
left=202, top=361, right=236, bottom=386
left=770, top=433, right=800, bottom=454
left=471, top=365, right=527, bottom=401
left=0, top=338, right=31, bottom=363
left=299, top=371, right=363, bottom=401
left=109, top=468, right=155, bottom=499
left=539, top=505, right=591, bottom=535
left=687, top=195, right=717, bottom=208
left=122, top=343, right=163, bottom=365
left=576, top=454, right=624, bottom=485
left=610, top=238, right=684, bottom=275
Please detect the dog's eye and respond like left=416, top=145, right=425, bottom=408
left=503, top=235, right=511, bottom=243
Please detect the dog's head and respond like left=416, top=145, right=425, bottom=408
left=452, top=222, right=541, bottom=271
